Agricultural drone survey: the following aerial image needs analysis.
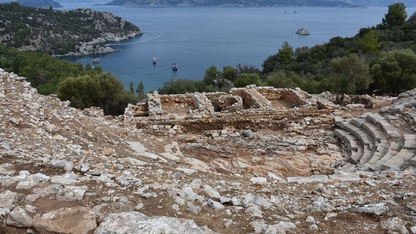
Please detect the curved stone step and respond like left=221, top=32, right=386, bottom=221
left=402, top=134, right=416, bottom=150
left=409, top=155, right=416, bottom=167
left=339, top=163, right=357, bottom=172
left=368, top=142, right=400, bottom=171
left=365, top=142, right=390, bottom=164
left=350, top=118, right=366, bottom=128
left=336, top=120, right=375, bottom=151
left=360, top=142, right=390, bottom=170
left=334, top=128, right=359, bottom=152
left=380, top=149, right=416, bottom=171
left=365, top=113, right=401, bottom=139
left=374, top=134, right=416, bottom=171
left=348, top=117, right=397, bottom=168
left=334, top=128, right=363, bottom=163
left=360, top=121, right=386, bottom=144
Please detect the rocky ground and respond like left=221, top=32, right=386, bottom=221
left=1, top=68, right=416, bottom=234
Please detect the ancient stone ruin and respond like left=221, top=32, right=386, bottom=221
left=1, top=68, right=416, bottom=233
left=124, top=84, right=415, bottom=177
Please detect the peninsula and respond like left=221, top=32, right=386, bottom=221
left=0, top=3, right=142, bottom=56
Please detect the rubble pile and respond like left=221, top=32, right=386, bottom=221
left=1, top=68, right=416, bottom=233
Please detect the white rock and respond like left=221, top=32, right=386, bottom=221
left=0, top=190, right=18, bottom=211
left=94, top=212, right=212, bottom=234
left=6, top=207, right=33, bottom=228
left=305, top=216, right=315, bottom=223
left=250, top=177, right=267, bottom=185
left=207, top=199, right=225, bottom=210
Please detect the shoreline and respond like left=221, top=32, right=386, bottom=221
left=54, top=31, right=144, bottom=57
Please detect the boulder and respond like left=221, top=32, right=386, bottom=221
left=296, top=28, right=310, bottom=35
left=94, top=212, right=214, bottom=234
left=33, top=207, right=97, bottom=234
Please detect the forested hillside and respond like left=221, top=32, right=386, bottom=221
left=158, top=2, right=416, bottom=102
left=0, top=0, right=62, bottom=8
left=0, top=3, right=145, bottom=115
left=0, top=2, right=142, bottom=55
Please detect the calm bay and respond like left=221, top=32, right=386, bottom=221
left=61, top=5, right=416, bottom=92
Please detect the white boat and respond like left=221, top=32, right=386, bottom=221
left=172, top=62, right=178, bottom=71
left=152, top=58, right=157, bottom=64
left=93, top=58, right=100, bottom=64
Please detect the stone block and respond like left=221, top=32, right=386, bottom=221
left=286, top=175, right=329, bottom=183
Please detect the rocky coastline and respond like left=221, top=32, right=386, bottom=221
left=0, top=5, right=143, bottom=56
left=58, top=31, right=143, bottom=57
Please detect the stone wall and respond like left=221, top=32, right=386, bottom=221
left=205, top=93, right=243, bottom=113
left=192, top=93, right=215, bottom=114
left=230, top=86, right=272, bottom=110
left=159, top=94, right=193, bottom=110
left=256, top=87, right=307, bottom=107
left=147, top=92, right=163, bottom=116
left=124, top=86, right=338, bottom=134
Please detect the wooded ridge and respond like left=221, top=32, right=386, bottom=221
left=0, top=2, right=142, bottom=55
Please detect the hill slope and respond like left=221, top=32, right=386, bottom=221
left=0, top=0, right=62, bottom=8
left=1, top=68, right=416, bottom=233
left=0, top=3, right=142, bottom=55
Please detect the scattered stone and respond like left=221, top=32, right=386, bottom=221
left=250, top=177, right=267, bottom=185
left=350, top=202, right=388, bottom=216
left=207, top=199, right=225, bottom=210
left=94, top=212, right=214, bottom=234
left=381, top=217, right=408, bottom=234
left=0, top=190, right=18, bottom=212
left=245, top=205, right=263, bottom=218
left=261, top=221, right=297, bottom=234
left=0, top=163, right=16, bottom=176
left=6, top=207, right=33, bottom=228
left=287, top=175, right=329, bottom=183
left=1, top=69, right=416, bottom=234
left=33, top=207, right=97, bottom=234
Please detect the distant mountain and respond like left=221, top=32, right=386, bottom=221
left=105, top=0, right=365, bottom=7
left=0, top=0, right=63, bottom=8
left=57, top=0, right=107, bottom=3
left=346, top=0, right=416, bottom=7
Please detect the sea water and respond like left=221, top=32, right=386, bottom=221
left=60, top=5, right=416, bottom=92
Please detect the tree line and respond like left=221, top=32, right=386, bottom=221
left=0, top=44, right=143, bottom=115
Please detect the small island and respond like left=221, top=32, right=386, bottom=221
left=296, top=28, right=310, bottom=36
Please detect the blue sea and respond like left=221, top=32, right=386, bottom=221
left=60, top=4, right=416, bottom=92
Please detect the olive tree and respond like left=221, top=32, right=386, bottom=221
left=370, top=49, right=416, bottom=96
left=331, top=54, right=370, bottom=103
left=57, top=72, right=136, bottom=115
left=234, top=73, right=261, bottom=87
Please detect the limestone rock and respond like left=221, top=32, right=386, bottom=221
left=0, top=190, right=19, bottom=212
left=94, top=212, right=214, bottom=234
left=350, top=202, right=388, bottom=216
left=33, top=207, right=97, bottom=234
left=6, top=207, right=33, bottom=228
left=382, top=217, right=408, bottom=234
